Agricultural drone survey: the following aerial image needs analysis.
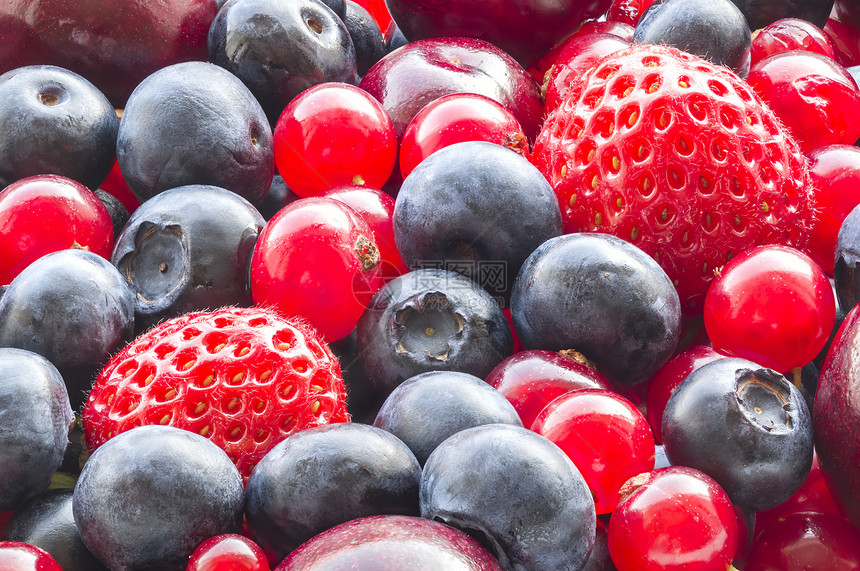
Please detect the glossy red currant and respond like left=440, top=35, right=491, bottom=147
left=273, top=82, right=396, bottom=198
left=645, top=344, right=727, bottom=444
left=249, top=197, right=384, bottom=341
left=187, top=534, right=270, bottom=571
left=322, top=184, right=408, bottom=282
left=746, top=50, right=860, bottom=153
left=806, top=144, right=860, bottom=275
left=703, top=244, right=835, bottom=372
left=531, top=388, right=655, bottom=514
left=749, top=18, right=835, bottom=66
left=607, top=466, right=739, bottom=571
left=399, top=93, right=528, bottom=179
left=0, top=174, right=113, bottom=285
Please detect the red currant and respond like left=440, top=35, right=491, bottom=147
left=531, top=388, right=654, bottom=514
left=187, top=534, right=270, bottom=571
left=806, top=144, right=860, bottom=275
left=250, top=197, right=384, bottom=341
left=645, top=344, right=727, bottom=444
left=750, top=18, right=835, bottom=66
left=485, top=349, right=611, bottom=428
left=0, top=541, right=63, bottom=571
left=746, top=50, right=860, bottom=153
left=273, top=82, right=396, bottom=198
left=607, top=466, right=739, bottom=571
left=399, top=93, right=528, bottom=179
left=605, top=0, right=658, bottom=26
left=322, top=184, right=408, bottom=282
left=0, top=174, right=113, bottom=286
left=703, top=245, right=835, bottom=372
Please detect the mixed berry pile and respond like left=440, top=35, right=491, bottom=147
left=3, top=0, right=860, bottom=569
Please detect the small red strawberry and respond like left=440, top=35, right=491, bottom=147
left=82, top=306, right=349, bottom=482
left=531, top=44, right=814, bottom=312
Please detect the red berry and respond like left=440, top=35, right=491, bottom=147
left=749, top=18, right=835, bottom=66
left=531, top=388, right=655, bottom=514
left=0, top=174, right=113, bottom=285
left=399, top=93, right=528, bottom=179
left=82, top=306, right=350, bottom=483
left=605, top=0, right=658, bottom=26
left=187, top=534, right=270, bottom=571
left=273, top=82, right=396, bottom=198
left=0, top=541, right=63, bottom=571
left=485, top=349, right=611, bottom=429
left=322, top=184, right=408, bottom=282
left=645, top=344, right=727, bottom=444
left=250, top=197, right=384, bottom=341
left=531, top=44, right=813, bottom=313
left=703, top=245, right=835, bottom=373
left=746, top=50, right=860, bottom=153
left=607, top=466, right=739, bottom=571
left=746, top=513, right=860, bottom=571
left=806, top=144, right=860, bottom=275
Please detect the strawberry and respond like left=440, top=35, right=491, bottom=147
left=531, top=44, right=814, bottom=313
left=82, top=306, right=349, bottom=482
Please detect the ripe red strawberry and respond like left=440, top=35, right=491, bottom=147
left=531, top=44, right=814, bottom=312
left=82, top=306, right=349, bottom=482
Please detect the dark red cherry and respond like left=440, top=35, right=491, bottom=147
left=382, top=0, right=612, bottom=67
left=746, top=513, right=860, bottom=571
left=485, top=350, right=610, bottom=429
left=0, top=0, right=217, bottom=106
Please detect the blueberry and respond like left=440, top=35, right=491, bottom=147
left=635, top=0, right=751, bottom=76
left=385, top=23, right=409, bottom=53
left=116, top=61, right=274, bottom=205
left=93, top=189, right=130, bottom=240
left=356, top=269, right=513, bottom=397
left=420, top=424, right=596, bottom=571
left=662, top=357, right=814, bottom=512
left=511, top=233, right=681, bottom=386
left=0, top=65, right=118, bottom=190
left=72, top=424, right=244, bottom=571
left=208, top=0, right=356, bottom=126
left=0, top=249, right=135, bottom=408
left=329, top=330, right=387, bottom=424
left=256, top=174, right=299, bottom=221
left=394, top=141, right=562, bottom=303
left=245, top=422, right=422, bottom=563
left=834, top=201, right=860, bottom=313
left=0, top=348, right=73, bottom=512
left=344, top=0, right=387, bottom=77
left=373, top=370, right=522, bottom=465
left=111, top=184, right=265, bottom=334
left=6, top=488, right=107, bottom=571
